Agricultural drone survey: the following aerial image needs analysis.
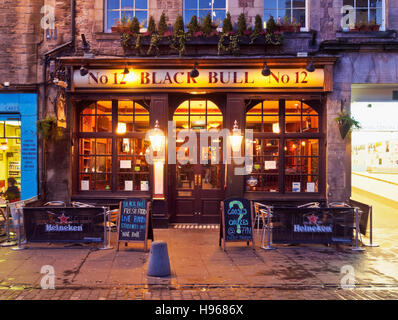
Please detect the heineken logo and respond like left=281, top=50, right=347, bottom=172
left=293, top=212, right=333, bottom=233
left=45, top=212, right=83, bottom=232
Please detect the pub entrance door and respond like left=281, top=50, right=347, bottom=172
left=170, top=99, right=225, bottom=224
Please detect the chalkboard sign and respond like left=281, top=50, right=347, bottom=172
left=220, top=198, right=254, bottom=250
left=23, top=207, right=105, bottom=243
left=117, top=198, right=153, bottom=251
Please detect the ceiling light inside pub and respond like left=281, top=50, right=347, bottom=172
left=117, top=122, right=127, bottom=134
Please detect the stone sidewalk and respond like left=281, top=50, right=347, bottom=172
left=1, top=226, right=398, bottom=300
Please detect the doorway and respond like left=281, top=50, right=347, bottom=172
left=170, top=99, right=225, bottom=223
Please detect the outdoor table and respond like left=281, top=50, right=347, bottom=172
left=268, top=206, right=355, bottom=245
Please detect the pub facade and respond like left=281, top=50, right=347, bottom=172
left=2, top=0, right=397, bottom=227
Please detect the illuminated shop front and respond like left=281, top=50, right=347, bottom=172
left=62, top=57, right=335, bottom=226
left=0, top=93, right=38, bottom=201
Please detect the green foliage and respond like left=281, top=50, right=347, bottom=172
left=335, top=110, right=361, bottom=139
left=37, top=116, right=63, bottom=142
left=147, top=33, right=162, bottom=56
left=222, top=12, right=233, bottom=34
left=174, top=15, right=185, bottom=36
left=158, top=12, right=167, bottom=35
left=253, top=15, right=263, bottom=34
left=121, top=33, right=131, bottom=48
left=129, top=16, right=140, bottom=34
left=147, top=16, right=156, bottom=34
left=187, top=15, right=200, bottom=35
left=237, top=13, right=247, bottom=36
left=201, top=12, right=214, bottom=36
left=266, top=15, right=277, bottom=34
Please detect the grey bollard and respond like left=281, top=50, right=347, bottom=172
left=147, top=241, right=171, bottom=277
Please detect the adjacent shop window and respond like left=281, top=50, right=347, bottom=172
left=78, top=100, right=150, bottom=192
left=105, top=0, right=148, bottom=32
left=342, top=0, right=385, bottom=30
left=184, top=0, right=226, bottom=27
left=263, top=0, right=307, bottom=30
left=0, top=118, right=21, bottom=201
left=245, top=100, right=321, bottom=193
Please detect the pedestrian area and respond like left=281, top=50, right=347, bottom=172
left=1, top=225, right=398, bottom=300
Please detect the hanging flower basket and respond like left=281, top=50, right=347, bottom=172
left=335, top=111, right=361, bottom=139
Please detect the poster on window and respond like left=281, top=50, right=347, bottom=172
left=306, top=182, right=315, bottom=192
left=141, top=181, right=149, bottom=191
left=125, top=180, right=133, bottom=191
left=264, top=161, right=277, bottom=170
left=292, top=182, right=301, bottom=192
left=81, top=180, right=89, bottom=191
left=120, top=160, right=131, bottom=169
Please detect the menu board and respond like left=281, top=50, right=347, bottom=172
left=220, top=198, right=254, bottom=250
left=117, top=198, right=152, bottom=251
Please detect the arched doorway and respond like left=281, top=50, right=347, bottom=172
left=170, top=99, right=225, bottom=223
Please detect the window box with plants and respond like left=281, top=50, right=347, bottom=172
left=116, top=12, right=284, bottom=57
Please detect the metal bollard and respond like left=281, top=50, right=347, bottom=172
left=261, top=206, right=276, bottom=251
left=147, top=241, right=171, bottom=277
left=1, top=203, right=17, bottom=247
left=11, top=207, right=27, bottom=251
left=364, top=205, right=379, bottom=247
left=99, top=207, right=113, bottom=250
left=351, top=207, right=365, bottom=252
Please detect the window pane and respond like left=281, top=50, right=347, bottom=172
left=135, top=10, right=148, bottom=27
left=121, top=0, right=134, bottom=9
left=118, top=174, right=134, bottom=191
left=95, top=173, right=111, bottom=191
left=246, top=115, right=262, bottom=132
left=96, top=115, right=112, bottom=132
left=135, top=0, right=148, bottom=9
left=80, top=174, right=92, bottom=191
left=199, top=0, right=212, bottom=9
left=264, top=10, right=278, bottom=22
left=133, top=138, right=150, bottom=156
left=302, top=115, right=318, bottom=132
left=96, top=139, right=112, bottom=155
left=356, top=0, right=368, bottom=7
left=370, top=0, right=383, bottom=7
left=97, top=101, right=112, bottom=114
left=119, top=138, right=133, bottom=155
left=356, top=9, right=368, bottom=23
left=190, top=115, right=206, bottom=130
left=202, top=164, right=221, bottom=189
left=213, top=10, right=226, bottom=26
left=301, top=157, right=319, bottom=175
left=285, top=101, right=301, bottom=114
left=213, top=0, right=226, bottom=9
left=370, top=8, right=383, bottom=25
left=292, top=9, right=305, bottom=27
left=264, top=0, right=277, bottom=9
left=134, top=115, right=149, bottom=132
left=5, top=121, right=21, bottom=137
left=343, top=0, right=354, bottom=6
left=119, top=101, right=134, bottom=114
left=285, top=115, right=301, bottom=132
left=80, top=138, right=95, bottom=155
left=263, top=116, right=280, bottom=133
left=177, top=164, right=195, bottom=189
left=108, top=0, right=120, bottom=10
left=80, top=116, right=95, bottom=132
left=80, top=156, right=94, bottom=173
left=185, top=0, right=197, bottom=9
left=118, top=115, right=134, bottom=133
left=122, top=11, right=134, bottom=21
left=81, top=103, right=95, bottom=115
left=263, top=100, right=279, bottom=114
left=107, top=11, right=120, bottom=31
left=207, top=116, right=223, bottom=130
left=247, top=102, right=262, bottom=115
left=199, top=9, right=211, bottom=20
left=278, top=0, right=290, bottom=9
left=174, top=115, right=189, bottom=130
left=185, top=10, right=197, bottom=25
left=292, top=0, right=305, bottom=8
left=96, top=156, right=112, bottom=173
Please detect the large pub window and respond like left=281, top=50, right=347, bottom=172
left=78, top=100, right=150, bottom=192
left=245, top=99, right=321, bottom=194
left=342, top=0, right=385, bottom=31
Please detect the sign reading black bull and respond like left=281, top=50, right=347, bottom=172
left=220, top=198, right=254, bottom=250
left=23, top=207, right=105, bottom=243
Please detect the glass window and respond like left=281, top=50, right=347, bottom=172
left=78, top=100, right=150, bottom=192
left=245, top=100, right=322, bottom=194
left=342, top=0, right=384, bottom=30
left=263, top=0, right=307, bottom=29
left=184, top=0, right=226, bottom=27
left=106, top=0, right=148, bottom=32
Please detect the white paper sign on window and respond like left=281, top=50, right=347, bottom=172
left=81, top=180, right=89, bottom=191
left=264, top=161, right=277, bottom=170
left=125, top=180, right=133, bottom=191
left=292, top=182, right=301, bottom=192
left=306, top=182, right=315, bottom=192
left=141, top=181, right=149, bottom=191
left=120, top=160, right=131, bottom=169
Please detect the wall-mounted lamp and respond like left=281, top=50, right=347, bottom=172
left=305, top=58, right=315, bottom=73
left=80, top=65, right=89, bottom=76
left=189, top=62, right=199, bottom=78
left=149, top=120, right=165, bottom=153
left=261, top=62, right=271, bottom=77
left=122, top=65, right=130, bottom=75
left=230, top=120, right=243, bottom=153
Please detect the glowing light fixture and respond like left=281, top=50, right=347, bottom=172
left=261, top=62, right=271, bottom=77
left=189, top=62, right=199, bottom=78
left=122, top=65, right=130, bottom=75
left=116, top=122, right=127, bottom=134
left=230, top=120, right=243, bottom=153
left=272, top=123, right=280, bottom=133
left=305, top=58, right=315, bottom=73
left=149, top=120, right=165, bottom=153
left=80, top=66, right=89, bottom=76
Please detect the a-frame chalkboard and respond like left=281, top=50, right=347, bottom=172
left=219, top=198, right=254, bottom=251
left=116, top=198, right=153, bottom=251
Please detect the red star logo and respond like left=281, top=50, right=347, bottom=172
left=307, top=214, right=318, bottom=225
left=57, top=213, right=70, bottom=225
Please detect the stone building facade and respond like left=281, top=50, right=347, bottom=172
left=0, top=1, right=397, bottom=224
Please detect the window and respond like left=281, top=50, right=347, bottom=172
left=263, top=0, right=307, bottom=30
left=245, top=100, right=322, bottom=193
left=342, top=0, right=385, bottom=30
left=184, top=0, right=226, bottom=27
left=105, top=0, right=148, bottom=32
left=78, top=100, right=150, bottom=192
